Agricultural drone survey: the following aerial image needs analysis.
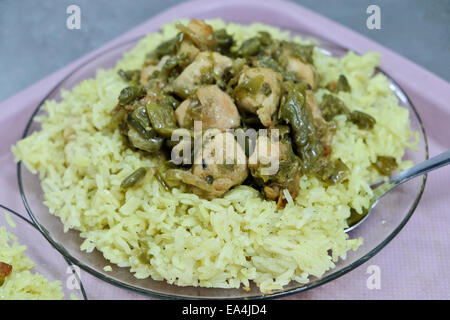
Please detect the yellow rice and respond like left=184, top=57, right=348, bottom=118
left=0, top=214, right=64, bottom=300
left=12, top=19, right=416, bottom=293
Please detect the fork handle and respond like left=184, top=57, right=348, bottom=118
left=391, top=150, right=450, bottom=186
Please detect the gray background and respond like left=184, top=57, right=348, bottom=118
left=0, top=0, right=449, bottom=102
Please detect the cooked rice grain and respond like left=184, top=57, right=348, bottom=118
left=0, top=222, right=64, bottom=300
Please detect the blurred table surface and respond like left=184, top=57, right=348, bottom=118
left=0, top=0, right=449, bottom=102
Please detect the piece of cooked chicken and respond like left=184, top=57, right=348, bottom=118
left=305, top=90, right=335, bottom=153
left=234, top=67, right=282, bottom=127
left=175, top=85, right=241, bottom=131
left=179, top=19, right=217, bottom=51
left=171, top=51, right=233, bottom=98
left=140, top=55, right=170, bottom=85
left=177, top=39, right=200, bottom=63
left=248, top=134, right=302, bottom=203
left=280, top=46, right=318, bottom=90
left=166, top=131, right=248, bottom=199
left=191, top=131, right=248, bottom=197
left=285, top=58, right=317, bottom=90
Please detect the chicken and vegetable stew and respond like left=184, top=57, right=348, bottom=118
left=112, top=19, right=394, bottom=206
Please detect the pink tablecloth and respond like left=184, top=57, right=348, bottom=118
left=1, top=0, right=449, bottom=299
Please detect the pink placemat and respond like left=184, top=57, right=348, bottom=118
left=1, top=0, right=449, bottom=299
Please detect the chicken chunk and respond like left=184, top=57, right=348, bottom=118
left=248, top=135, right=301, bottom=203
left=193, top=132, right=248, bottom=197
left=140, top=55, right=170, bottom=84
left=248, top=134, right=283, bottom=176
left=177, top=39, right=200, bottom=63
left=305, top=90, right=335, bottom=153
left=284, top=57, right=318, bottom=90
left=178, top=19, right=217, bottom=51
left=280, top=44, right=318, bottom=90
left=166, top=131, right=248, bottom=199
left=175, top=85, right=240, bottom=131
left=196, top=85, right=241, bottom=130
left=172, top=51, right=233, bottom=98
left=234, top=67, right=282, bottom=127
left=175, top=99, right=191, bottom=128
